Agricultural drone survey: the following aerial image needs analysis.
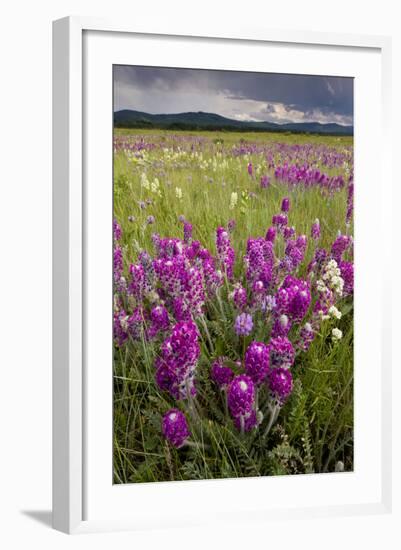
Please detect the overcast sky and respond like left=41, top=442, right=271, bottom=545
left=114, top=65, right=353, bottom=126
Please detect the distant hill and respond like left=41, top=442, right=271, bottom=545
left=114, top=110, right=353, bottom=136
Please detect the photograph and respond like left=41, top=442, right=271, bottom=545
left=112, top=65, right=354, bottom=484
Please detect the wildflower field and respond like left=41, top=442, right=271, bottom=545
left=113, top=128, right=354, bottom=483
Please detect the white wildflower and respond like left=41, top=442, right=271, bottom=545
left=328, top=305, right=342, bottom=320
left=229, top=192, right=238, bottom=210
left=175, top=187, right=183, bottom=200
left=151, top=177, right=160, bottom=194
left=332, top=328, right=343, bottom=342
left=141, top=173, right=150, bottom=190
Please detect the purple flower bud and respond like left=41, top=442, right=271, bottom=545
left=268, top=368, right=293, bottom=403
left=247, top=162, right=253, bottom=176
left=260, top=175, right=270, bottom=188
left=162, top=409, right=190, bottom=448
left=228, top=375, right=255, bottom=418
left=234, top=313, right=254, bottom=336
left=244, top=341, right=270, bottom=384
left=146, top=215, right=155, bottom=225
left=281, top=197, right=290, bottom=213
left=265, top=226, right=276, bottom=242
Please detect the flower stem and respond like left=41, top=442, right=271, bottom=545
left=263, top=404, right=280, bottom=438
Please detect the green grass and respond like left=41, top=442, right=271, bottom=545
left=113, top=129, right=353, bottom=483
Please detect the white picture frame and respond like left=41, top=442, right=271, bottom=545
left=52, top=16, right=392, bottom=534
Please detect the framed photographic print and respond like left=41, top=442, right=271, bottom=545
left=52, top=17, right=392, bottom=534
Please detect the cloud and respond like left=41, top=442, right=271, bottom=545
left=114, top=65, right=353, bottom=125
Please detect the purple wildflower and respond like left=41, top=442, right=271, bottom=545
left=113, top=219, right=122, bottom=241
left=281, top=197, right=290, bottom=213
left=272, top=213, right=288, bottom=229
left=311, top=219, right=321, bottom=240
left=283, top=226, right=296, bottom=240
left=146, top=215, right=155, bottom=225
left=234, top=313, right=253, bottom=336
left=162, top=409, right=190, bottom=448
left=216, top=227, right=235, bottom=279
left=149, top=305, right=169, bottom=337
left=271, top=314, right=291, bottom=338
left=247, top=162, right=253, bottom=176
left=265, top=226, right=276, bottom=242
left=268, top=368, right=293, bottom=403
left=183, top=221, right=193, bottom=243
left=297, top=322, right=315, bottom=352
left=331, top=233, right=351, bottom=262
left=339, top=261, right=354, bottom=295
left=260, top=175, right=270, bottom=188
left=269, top=336, right=295, bottom=369
left=155, top=321, right=200, bottom=400
left=211, top=359, right=234, bottom=389
left=244, top=341, right=270, bottom=384
left=228, top=375, right=255, bottom=418
left=227, top=219, right=236, bottom=233
left=230, top=283, right=247, bottom=310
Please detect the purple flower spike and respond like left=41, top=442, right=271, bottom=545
left=231, top=283, right=247, bottom=310
left=234, top=313, right=253, bottom=336
left=297, top=322, right=315, bottom=352
left=271, top=314, right=291, bottom=338
left=272, top=213, right=288, bottom=230
left=149, top=305, right=169, bottom=337
left=216, top=226, right=235, bottom=279
left=265, top=226, right=276, bottom=242
left=162, top=409, right=190, bottom=448
left=113, top=219, right=122, bottom=241
left=247, top=162, right=253, bottom=176
left=281, top=197, right=290, bottom=213
left=228, top=375, right=255, bottom=418
left=183, top=221, right=193, bottom=243
left=340, top=261, right=354, bottom=295
left=268, top=368, right=293, bottom=403
left=311, top=219, right=321, bottom=240
left=260, top=175, right=270, bottom=188
left=269, top=336, right=295, bottom=369
left=211, top=359, right=234, bottom=389
left=244, top=341, right=270, bottom=384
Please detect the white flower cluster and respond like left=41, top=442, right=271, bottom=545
left=332, top=328, right=343, bottom=342
left=328, top=305, right=342, bottom=320
left=229, top=192, right=238, bottom=210
left=317, top=259, right=344, bottom=298
left=175, top=187, right=183, bottom=200
left=141, top=173, right=162, bottom=197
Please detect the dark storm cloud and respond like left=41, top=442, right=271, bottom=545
left=114, top=65, right=353, bottom=125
